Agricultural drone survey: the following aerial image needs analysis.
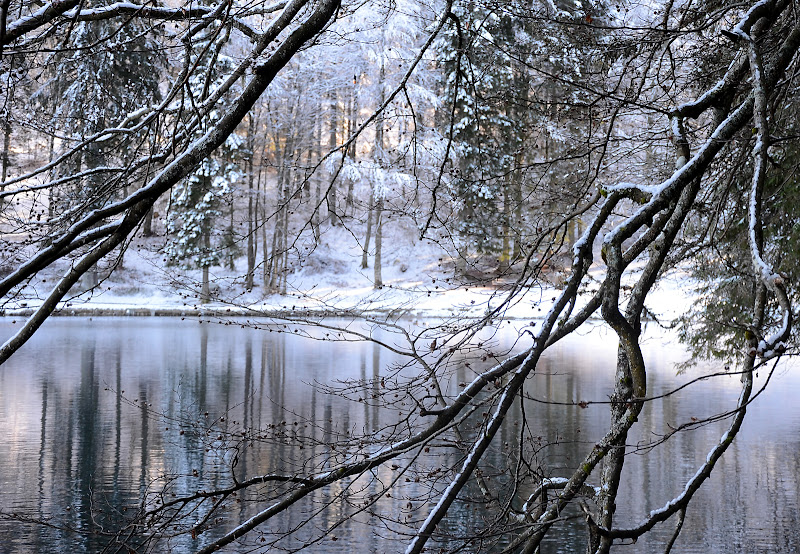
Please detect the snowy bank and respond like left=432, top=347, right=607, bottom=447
left=0, top=267, right=699, bottom=323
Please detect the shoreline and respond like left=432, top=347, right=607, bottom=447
left=0, top=273, right=693, bottom=321
left=0, top=304, right=513, bottom=320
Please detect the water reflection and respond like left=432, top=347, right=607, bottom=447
left=0, top=318, right=798, bottom=552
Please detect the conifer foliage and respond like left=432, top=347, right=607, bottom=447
left=46, top=0, right=162, bottom=210
left=166, top=52, right=250, bottom=299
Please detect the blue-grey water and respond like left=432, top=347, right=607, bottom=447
left=0, top=317, right=798, bottom=552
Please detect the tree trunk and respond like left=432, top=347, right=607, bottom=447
left=260, top=171, right=269, bottom=292
left=266, top=118, right=295, bottom=293
left=1, top=47, right=15, bottom=188
left=345, top=93, right=357, bottom=213
left=500, top=185, right=511, bottom=272
left=267, top=188, right=284, bottom=292
left=311, top=105, right=322, bottom=241
left=201, top=265, right=210, bottom=304
left=47, top=132, right=57, bottom=218
left=327, top=91, right=339, bottom=226
left=361, top=194, right=374, bottom=269
left=201, top=228, right=211, bottom=303
left=327, top=177, right=338, bottom=226
left=1, top=116, right=11, bottom=185
left=246, top=112, right=261, bottom=291
left=593, top=346, right=635, bottom=554
left=142, top=206, right=154, bottom=237
left=246, top=151, right=256, bottom=290
left=313, top=177, right=322, bottom=242
left=512, top=151, right=523, bottom=260
left=227, top=196, right=235, bottom=270
left=371, top=30, right=386, bottom=289
left=268, top=164, right=289, bottom=292
left=279, top=172, right=291, bottom=295
left=373, top=196, right=383, bottom=288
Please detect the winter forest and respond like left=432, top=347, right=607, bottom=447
left=1, top=0, right=800, bottom=552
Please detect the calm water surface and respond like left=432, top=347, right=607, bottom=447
left=0, top=318, right=799, bottom=552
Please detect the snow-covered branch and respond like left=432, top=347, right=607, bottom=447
left=744, top=27, right=793, bottom=357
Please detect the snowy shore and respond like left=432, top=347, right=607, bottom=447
left=0, top=269, right=697, bottom=324
left=0, top=226, right=699, bottom=323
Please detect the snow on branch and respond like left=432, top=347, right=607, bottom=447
left=61, top=1, right=287, bottom=40
left=745, top=31, right=793, bottom=358
left=673, top=0, right=786, bottom=120
left=3, top=0, right=81, bottom=45
left=600, top=182, right=659, bottom=203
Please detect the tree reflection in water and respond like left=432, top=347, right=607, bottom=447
left=0, top=318, right=798, bottom=553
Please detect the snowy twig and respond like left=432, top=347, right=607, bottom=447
left=61, top=1, right=287, bottom=40
left=3, top=0, right=82, bottom=45
left=405, top=185, right=607, bottom=554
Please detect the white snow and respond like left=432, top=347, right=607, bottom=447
left=0, top=217, right=704, bottom=325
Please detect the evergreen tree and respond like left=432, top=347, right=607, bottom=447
left=47, top=1, right=162, bottom=212
left=682, top=118, right=800, bottom=360
left=165, top=53, right=249, bottom=301
left=437, top=2, right=524, bottom=256
left=437, top=0, right=611, bottom=268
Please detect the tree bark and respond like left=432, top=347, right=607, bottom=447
left=201, top=228, right=211, bottom=303
left=371, top=29, right=386, bottom=288
left=373, top=195, right=383, bottom=288
left=1, top=116, right=10, bottom=185
left=245, top=115, right=256, bottom=291
left=327, top=90, right=339, bottom=226
left=345, top=92, right=357, bottom=213
left=512, top=151, right=523, bottom=260
left=361, top=194, right=373, bottom=269
left=142, top=206, right=154, bottom=237
left=500, top=184, right=511, bottom=272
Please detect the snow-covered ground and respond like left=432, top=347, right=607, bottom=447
left=0, top=221, right=700, bottom=324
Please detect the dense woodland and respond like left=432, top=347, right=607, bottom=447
left=1, top=0, right=799, bottom=551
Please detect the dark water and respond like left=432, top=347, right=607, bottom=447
left=0, top=318, right=798, bottom=552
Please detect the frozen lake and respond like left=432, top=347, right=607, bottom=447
left=0, top=317, right=798, bottom=552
